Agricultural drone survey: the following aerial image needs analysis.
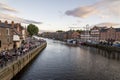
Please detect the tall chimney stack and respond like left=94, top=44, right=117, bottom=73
left=16, top=23, right=20, bottom=32
left=11, top=21, right=14, bottom=28
left=5, top=20, right=8, bottom=24
left=5, top=20, right=8, bottom=27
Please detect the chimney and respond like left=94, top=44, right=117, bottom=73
left=18, top=23, right=21, bottom=25
left=11, top=21, right=14, bottom=28
left=5, top=20, right=8, bottom=24
left=16, top=23, right=20, bottom=32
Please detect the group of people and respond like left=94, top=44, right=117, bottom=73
left=0, top=38, right=46, bottom=68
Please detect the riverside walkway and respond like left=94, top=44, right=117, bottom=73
left=12, top=39, right=120, bottom=80
left=0, top=38, right=46, bottom=70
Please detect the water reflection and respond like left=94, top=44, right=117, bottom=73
left=12, top=39, right=120, bottom=80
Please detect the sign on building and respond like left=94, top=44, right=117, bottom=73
left=13, top=35, right=20, bottom=41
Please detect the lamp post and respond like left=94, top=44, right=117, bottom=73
left=86, top=24, right=89, bottom=42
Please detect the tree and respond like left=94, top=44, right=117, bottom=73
left=56, top=30, right=64, bottom=32
left=27, top=24, right=39, bottom=36
left=76, top=30, right=83, bottom=33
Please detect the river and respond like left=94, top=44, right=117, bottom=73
left=12, top=39, right=120, bottom=80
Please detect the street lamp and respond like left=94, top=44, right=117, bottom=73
left=86, top=24, right=89, bottom=42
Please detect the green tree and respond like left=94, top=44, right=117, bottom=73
left=56, top=30, right=64, bottom=32
left=76, top=29, right=83, bottom=33
left=27, top=24, right=39, bottom=36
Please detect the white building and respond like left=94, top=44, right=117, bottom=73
left=80, top=30, right=91, bottom=42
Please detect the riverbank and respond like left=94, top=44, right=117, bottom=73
left=83, top=42, right=120, bottom=52
left=0, top=42, right=47, bottom=80
left=10, top=38, right=120, bottom=80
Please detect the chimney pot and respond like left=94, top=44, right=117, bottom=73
left=11, top=21, right=14, bottom=28
left=5, top=20, right=8, bottom=24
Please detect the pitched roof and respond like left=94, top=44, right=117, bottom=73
left=13, top=29, right=22, bottom=36
left=100, top=29, right=108, bottom=32
left=0, top=23, right=12, bottom=28
left=115, top=28, right=120, bottom=32
left=100, top=28, right=120, bottom=32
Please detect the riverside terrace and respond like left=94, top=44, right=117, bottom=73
left=0, top=38, right=46, bottom=68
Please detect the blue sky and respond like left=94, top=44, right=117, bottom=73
left=0, top=0, right=120, bottom=31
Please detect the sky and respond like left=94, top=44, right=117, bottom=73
left=0, top=0, right=120, bottom=32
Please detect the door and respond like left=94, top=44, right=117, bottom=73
left=0, top=40, right=1, bottom=48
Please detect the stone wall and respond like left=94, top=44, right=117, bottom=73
left=0, top=43, right=47, bottom=80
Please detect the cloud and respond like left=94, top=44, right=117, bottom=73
left=99, top=15, right=110, bottom=19
left=0, top=2, right=18, bottom=12
left=0, top=13, right=42, bottom=24
left=77, top=20, right=81, bottom=23
left=65, top=0, right=120, bottom=18
left=0, top=2, right=42, bottom=24
left=95, top=22, right=120, bottom=27
left=66, top=5, right=99, bottom=18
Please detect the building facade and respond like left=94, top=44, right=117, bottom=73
left=90, top=26, right=107, bottom=43
left=0, top=20, right=26, bottom=51
left=80, top=30, right=91, bottom=42
left=100, top=27, right=120, bottom=42
left=0, top=21, right=14, bottom=50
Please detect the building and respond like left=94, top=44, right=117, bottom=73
left=0, top=20, right=26, bottom=51
left=80, top=30, right=91, bottom=42
left=41, top=30, right=80, bottom=41
left=90, top=26, right=107, bottom=43
left=71, top=31, right=80, bottom=39
left=66, top=30, right=80, bottom=40
left=55, top=32, right=67, bottom=41
left=100, top=27, right=120, bottom=42
left=0, top=21, right=13, bottom=50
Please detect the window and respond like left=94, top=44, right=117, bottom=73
left=6, top=28, right=10, bottom=35
left=7, top=38, right=10, bottom=42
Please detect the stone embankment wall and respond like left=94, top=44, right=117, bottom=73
left=0, top=43, right=47, bottom=80
left=84, top=43, right=120, bottom=52
left=83, top=43, right=120, bottom=60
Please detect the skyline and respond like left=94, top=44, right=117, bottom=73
left=0, top=0, right=120, bottom=31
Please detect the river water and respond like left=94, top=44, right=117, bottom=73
left=12, top=39, right=120, bottom=80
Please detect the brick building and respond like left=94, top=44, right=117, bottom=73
left=0, top=20, right=26, bottom=51
left=66, top=30, right=80, bottom=39
left=71, top=31, right=80, bottom=39
left=100, top=27, right=120, bottom=42
left=90, top=26, right=107, bottom=43
left=0, top=20, right=13, bottom=50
